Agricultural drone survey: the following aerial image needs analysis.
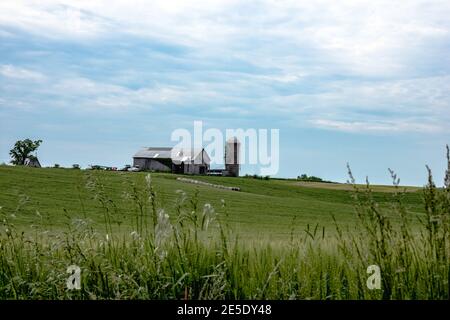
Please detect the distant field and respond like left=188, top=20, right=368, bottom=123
left=0, top=165, right=425, bottom=240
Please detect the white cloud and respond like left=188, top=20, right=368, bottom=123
left=267, top=75, right=450, bottom=133
left=0, top=1, right=109, bottom=39
left=47, top=77, right=187, bottom=110
left=0, top=64, right=46, bottom=81
left=309, top=119, right=443, bottom=134
left=1, top=0, right=449, bottom=134
left=0, top=29, right=14, bottom=38
left=1, top=1, right=449, bottom=80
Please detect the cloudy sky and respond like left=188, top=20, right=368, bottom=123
left=1, top=0, right=449, bottom=185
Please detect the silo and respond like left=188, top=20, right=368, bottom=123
left=224, top=137, right=240, bottom=177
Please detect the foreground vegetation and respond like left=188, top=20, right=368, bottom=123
left=0, top=156, right=448, bottom=299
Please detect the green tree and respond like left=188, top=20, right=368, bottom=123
left=9, top=139, right=42, bottom=165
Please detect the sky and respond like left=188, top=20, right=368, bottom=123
left=0, top=0, right=449, bottom=186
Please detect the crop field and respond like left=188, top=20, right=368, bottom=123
left=0, top=165, right=448, bottom=299
left=0, top=166, right=426, bottom=239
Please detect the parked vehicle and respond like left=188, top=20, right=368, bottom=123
left=129, top=165, right=140, bottom=172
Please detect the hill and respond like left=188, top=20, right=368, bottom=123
left=0, top=165, right=425, bottom=240
left=1, top=165, right=448, bottom=300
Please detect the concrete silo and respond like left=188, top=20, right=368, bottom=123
left=224, top=137, right=240, bottom=177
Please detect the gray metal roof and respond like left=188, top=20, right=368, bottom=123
left=171, top=148, right=210, bottom=164
left=133, top=147, right=172, bottom=159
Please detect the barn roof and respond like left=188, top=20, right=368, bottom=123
left=133, top=147, right=172, bottom=159
left=171, top=148, right=210, bottom=164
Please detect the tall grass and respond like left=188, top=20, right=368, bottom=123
left=0, top=151, right=448, bottom=300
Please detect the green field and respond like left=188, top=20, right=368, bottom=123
left=0, top=165, right=448, bottom=299
left=0, top=165, right=425, bottom=240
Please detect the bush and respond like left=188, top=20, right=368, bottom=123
left=244, top=174, right=270, bottom=180
left=297, top=174, right=326, bottom=182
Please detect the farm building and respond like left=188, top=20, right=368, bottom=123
left=133, top=147, right=210, bottom=174
left=24, top=157, right=41, bottom=168
left=209, top=137, right=241, bottom=177
left=133, top=137, right=240, bottom=176
left=224, top=137, right=240, bottom=177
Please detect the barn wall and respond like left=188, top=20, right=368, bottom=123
left=193, top=165, right=200, bottom=174
left=133, top=158, right=171, bottom=171
left=133, top=158, right=148, bottom=169
left=183, top=163, right=194, bottom=174
left=183, top=163, right=209, bottom=174
left=148, top=159, right=171, bottom=172
left=134, top=155, right=209, bottom=174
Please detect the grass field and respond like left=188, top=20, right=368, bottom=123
left=0, top=164, right=448, bottom=299
left=0, top=165, right=425, bottom=240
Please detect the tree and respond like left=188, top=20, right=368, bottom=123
left=9, top=139, right=42, bottom=165
left=299, top=174, right=308, bottom=180
left=297, top=173, right=324, bottom=182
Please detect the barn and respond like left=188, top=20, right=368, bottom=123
left=133, top=147, right=210, bottom=174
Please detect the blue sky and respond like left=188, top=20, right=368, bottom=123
left=0, top=0, right=449, bottom=186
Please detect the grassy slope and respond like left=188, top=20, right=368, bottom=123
left=0, top=165, right=425, bottom=240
